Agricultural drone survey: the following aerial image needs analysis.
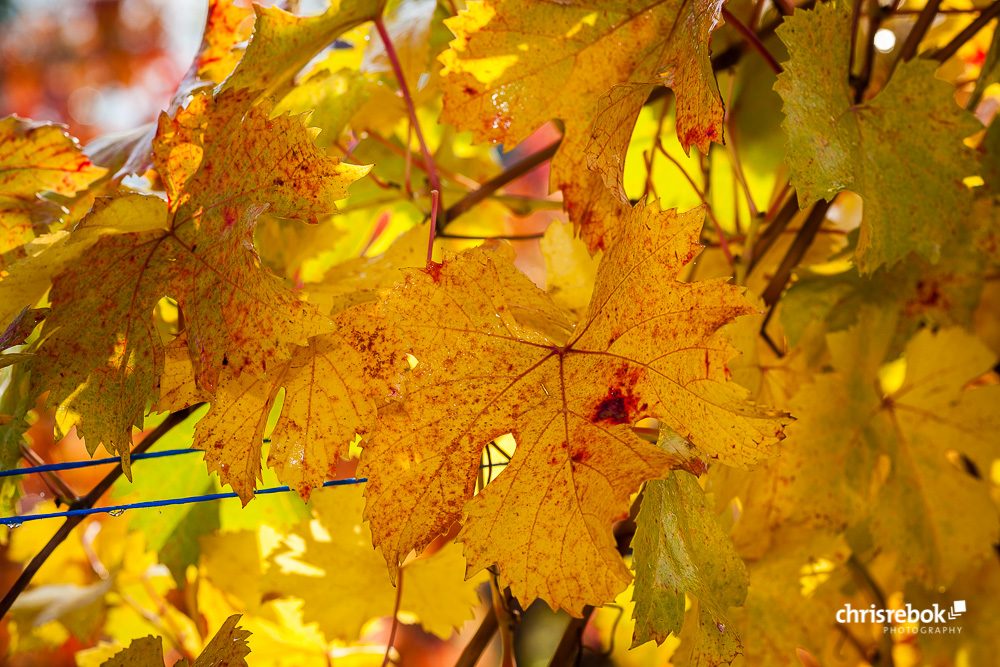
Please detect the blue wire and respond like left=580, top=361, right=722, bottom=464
left=0, top=449, right=201, bottom=478
left=0, top=478, right=368, bottom=526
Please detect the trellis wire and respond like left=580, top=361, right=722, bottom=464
left=0, top=448, right=200, bottom=478
left=0, top=477, right=367, bottom=526
left=1, top=444, right=510, bottom=526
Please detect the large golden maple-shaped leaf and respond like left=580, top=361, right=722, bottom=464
left=0, top=118, right=105, bottom=262
left=775, top=1, right=980, bottom=273
left=362, top=202, right=785, bottom=614
left=31, top=90, right=366, bottom=473
left=440, top=0, right=726, bottom=251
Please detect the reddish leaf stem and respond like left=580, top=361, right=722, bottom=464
left=428, top=189, right=439, bottom=264
left=374, top=17, right=443, bottom=220
left=723, top=7, right=783, bottom=75
left=382, top=567, right=404, bottom=667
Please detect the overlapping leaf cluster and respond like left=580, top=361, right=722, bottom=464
left=2, top=0, right=999, bottom=664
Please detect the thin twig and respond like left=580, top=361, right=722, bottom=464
left=723, top=7, right=783, bottom=74
left=490, top=571, right=518, bottom=667
left=747, top=192, right=799, bottom=273
left=848, top=0, right=864, bottom=76
left=19, top=442, right=79, bottom=505
left=0, top=405, right=203, bottom=619
left=854, top=0, right=883, bottom=102
left=382, top=567, right=404, bottom=667
left=438, top=232, right=546, bottom=241
left=933, top=0, right=1000, bottom=62
left=773, top=0, right=797, bottom=16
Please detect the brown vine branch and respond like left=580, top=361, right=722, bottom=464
left=437, top=232, right=547, bottom=241
left=898, top=0, right=943, bottom=63
left=933, top=0, right=1000, bottom=62
left=760, top=199, right=831, bottom=308
left=453, top=606, right=499, bottom=667
left=442, top=140, right=561, bottom=229
left=747, top=192, right=799, bottom=273
left=19, top=442, right=79, bottom=505
left=0, top=404, right=204, bottom=620
left=548, top=606, right=596, bottom=667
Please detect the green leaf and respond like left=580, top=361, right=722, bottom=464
left=631, top=445, right=747, bottom=648
left=775, top=0, right=980, bottom=272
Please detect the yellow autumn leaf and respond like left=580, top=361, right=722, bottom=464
left=440, top=0, right=726, bottom=250
left=264, top=484, right=481, bottom=642
left=99, top=614, right=251, bottom=667
left=309, top=224, right=427, bottom=316
left=194, top=304, right=406, bottom=503
left=24, top=89, right=367, bottom=472
left=0, top=117, right=105, bottom=261
left=362, top=202, right=786, bottom=615
left=222, top=0, right=387, bottom=101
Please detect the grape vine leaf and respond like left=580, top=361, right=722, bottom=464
left=194, top=305, right=406, bottom=503
left=265, top=485, right=481, bottom=642
left=100, top=614, right=250, bottom=667
left=783, top=310, right=1000, bottom=586
left=0, top=307, right=48, bottom=352
left=194, top=0, right=255, bottom=85
left=440, top=0, right=727, bottom=251
left=730, top=530, right=854, bottom=667
left=31, top=89, right=367, bottom=474
left=179, top=614, right=251, bottom=667
left=631, top=465, right=747, bottom=648
left=361, top=202, right=786, bottom=614
left=774, top=0, right=980, bottom=273
left=0, top=118, right=105, bottom=261
left=221, top=0, right=387, bottom=101
left=780, top=248, right=984, bottom=352
left=86, top=0, right=256, bottom=182
left=100, top=635, right=164, bottom=667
